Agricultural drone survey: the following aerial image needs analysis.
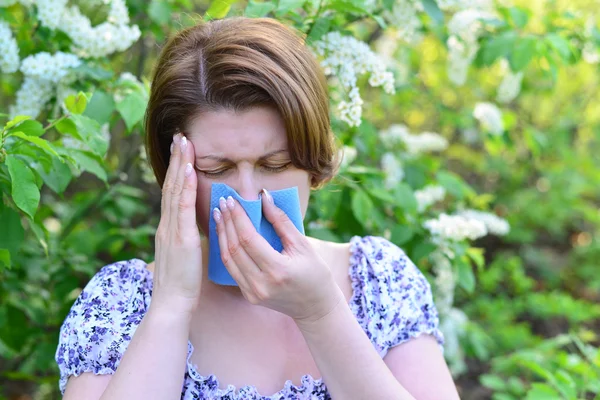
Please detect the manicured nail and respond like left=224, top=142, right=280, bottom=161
left=226, top=196, right=235, bottom=210
left=180, top=135, right=187, bottom=152
left=213, top=207, right=221, bottom=223
left=170, top=141, right=174, bottom=154
left=262, top=188, right=273, bottom=204
left=173, top=133, right=181, bottom=144
left=185, top=163, right=193, bottom=177
left=219, top=196, right=226, bottom=212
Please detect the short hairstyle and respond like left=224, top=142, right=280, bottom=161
left=144, top=17, right=339, bottom=189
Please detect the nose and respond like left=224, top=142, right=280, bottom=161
left=232, top=167, right=262, bottom=201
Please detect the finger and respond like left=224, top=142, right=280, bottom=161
left=228, top=195, right=280, bottom=271
left=221, top=196, right=262, bottom=280
left=261, top=188, right=304, bottom=250
left=176, top=140, right=199, bottom=237
left=214, top=197, right=250, bottom=290
left=169, top=134, right=191, bottom=235
left=160, top=133, right=182, bottom=217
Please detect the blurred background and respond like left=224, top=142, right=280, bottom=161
left=0, top=0, right=599, bottom=398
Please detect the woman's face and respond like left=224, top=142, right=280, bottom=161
left=185, top=106, right=312, bottom=236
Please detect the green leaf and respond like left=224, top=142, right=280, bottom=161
left=421, top=0, right=444, bottom=24
left=5, top=155, right=40, bottom=219
left=204, top=0, right=232, bottom=20
left=116, top=91, right=147, bottom=132
left=71, top=64, right=114, bottom=81
left=0, top=305, right=29, bottom=352
left=27, top=218, right=48, bottom=256
left=0, top=204, right=24, bottom=254
left=64, top=92, right=88, bottom=115
left=351, top=189, right=374, bottom=228
left=276, top=0, right=305, bottom=14
left=467, top=247, right=485, bottom=271
left=149, top=0, right=173, bottom=24
left=8, top=131, right=61, bottom=159
left=481, top=374, right=507, bottom=391
left=436, top=170, right=474, bottom=200
left=307, top=16, right=331, bottom=42
left=0, top=249, right=10, bottom=269
left=84, top=90, right=115, bottom=125
left=393, top=183, right=418, bottom=212
left=382, top=0, right=394, bottom=11
left=480, top=32, right=517, bottom=66
left=391, top=225, right=414, bottom=245
left=456, top=256, right=475, bottom=293
left=37, top=155, right=72, bottom=194
left=4, top=115, right=30, bottom=130
left=546, top=33, right=571, bottom=62
left=509, top=36, right=536, bottom=71
left=411, top=241, right=436, bottom=263
left=245, top=0, right=276, bottom=17
left=7, top=119, right=44, bottom=137
left=67, top=149, right=108, bottom=182
left=508, top=6, right=529, bottom=28
left=524, top=383, right=560, bottom=400
left=71, top=114, right=109, bottom=157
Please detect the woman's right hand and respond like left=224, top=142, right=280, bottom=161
left=151, top=132, right=203, bottom=316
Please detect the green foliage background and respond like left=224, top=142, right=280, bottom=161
left=0, top=0, right=599, bottom=399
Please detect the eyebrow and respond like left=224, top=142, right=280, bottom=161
left=196, top=149, right=289, bottom=162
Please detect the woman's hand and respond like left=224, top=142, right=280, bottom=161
left=152, top=133, right=203, bottom=316
left=212, top=190, right=345, bottom=324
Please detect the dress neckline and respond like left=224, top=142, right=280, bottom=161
left=138, top=235, right=365, bottom=398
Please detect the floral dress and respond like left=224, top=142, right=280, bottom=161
left=55, top=235, right=445, bottom=399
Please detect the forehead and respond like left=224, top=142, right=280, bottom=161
left=186, top=106, right=288, bottom=157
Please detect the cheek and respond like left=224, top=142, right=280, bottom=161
left=195, top=177, right=212, bottom=236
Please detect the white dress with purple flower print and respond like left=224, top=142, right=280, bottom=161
left=55, top=235, right=444, bottom=399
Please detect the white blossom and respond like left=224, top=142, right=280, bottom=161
left=446, top=10, right=495, bottom=85
left=20, top=51, right=81, bottom=83
left=36, top=0, right=68, bottom=30
left=424, top=213, right=487, bottom=241
left=415, top=185, right=446, bottom=212
left=0, top=20, right=19, bottom=73
left=383, top=1, right=423, bottom=44
left=473, top=102, right=504, bottom=135
left=9, top=77, right=54, bottom=118
left=401, top=131, right=449, bottom=154
left=381, top=152, right=404, bottom=189
left=379, top=124, right=410, bottom=147
left=496, top=60, right=524, bottom=103
left=457, top=209, right=510, bottom=236
left=311, top=32, right=395, bottom=127
left=439, top=307, right=468, bottom=376
left=108, top=0, right=130, bottom=25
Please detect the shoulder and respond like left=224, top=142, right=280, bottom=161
left=55, top=259, right=152, bottom=394
left=348, top=235, right=444, bottom=356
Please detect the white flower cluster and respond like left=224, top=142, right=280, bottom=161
left=496, top=60, right=524, bottom=103
left=36, top=0, right=68, bottom=30
left=473, top=102, right=504, bottom=135
left=415, top=185, right=446, bottom=212
left=379, top=124, right=449, bottom=154
left=424, top=213, right=487, bottom=241
left=458, top=209, right=510, bottom=236
left=0, top=20, right=19, bottom=73
left=446, top=10, right=495, bottom=85
left=383, top=1, right=423, bottom=45
left=10, top=51, right=81, bottom=118
left=311, top=31, right=395, bottom=127
left=60, top=2, right=141, bottom=58
left=381, top=152, right=404, bottom=189
left=20, top=51, right=81, bottom=83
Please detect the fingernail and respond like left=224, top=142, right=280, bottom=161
left=180, top=135, right=187, bottom=152
left=226, top=196, right=235, bottom=210
left=173, top=133, right=181, bottom=144
left=262, top=188, right=273, bottom=204
left=219, top=196, right=226, bottom=212
left=185, top=163, right=193, bottom=177
left=170, top=142, right=174, bottom=154
left=213, top=207, right=221, bottom=223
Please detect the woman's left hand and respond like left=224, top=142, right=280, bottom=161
left=213, top=189, right=345, bottom=324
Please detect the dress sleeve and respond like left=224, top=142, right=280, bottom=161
left=54, top=259, right=152, bottom=394
left=354, top=236, right=444, bottom=357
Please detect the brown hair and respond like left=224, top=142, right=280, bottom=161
left=144, top=17, right=339, bottom=189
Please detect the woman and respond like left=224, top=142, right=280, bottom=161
left=55, top=16, right=460, bottom=400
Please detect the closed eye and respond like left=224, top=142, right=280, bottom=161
left=196, top=163, right=291, bottom=178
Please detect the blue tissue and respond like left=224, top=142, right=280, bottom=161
left=208, top=183, right=305, bottom=286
